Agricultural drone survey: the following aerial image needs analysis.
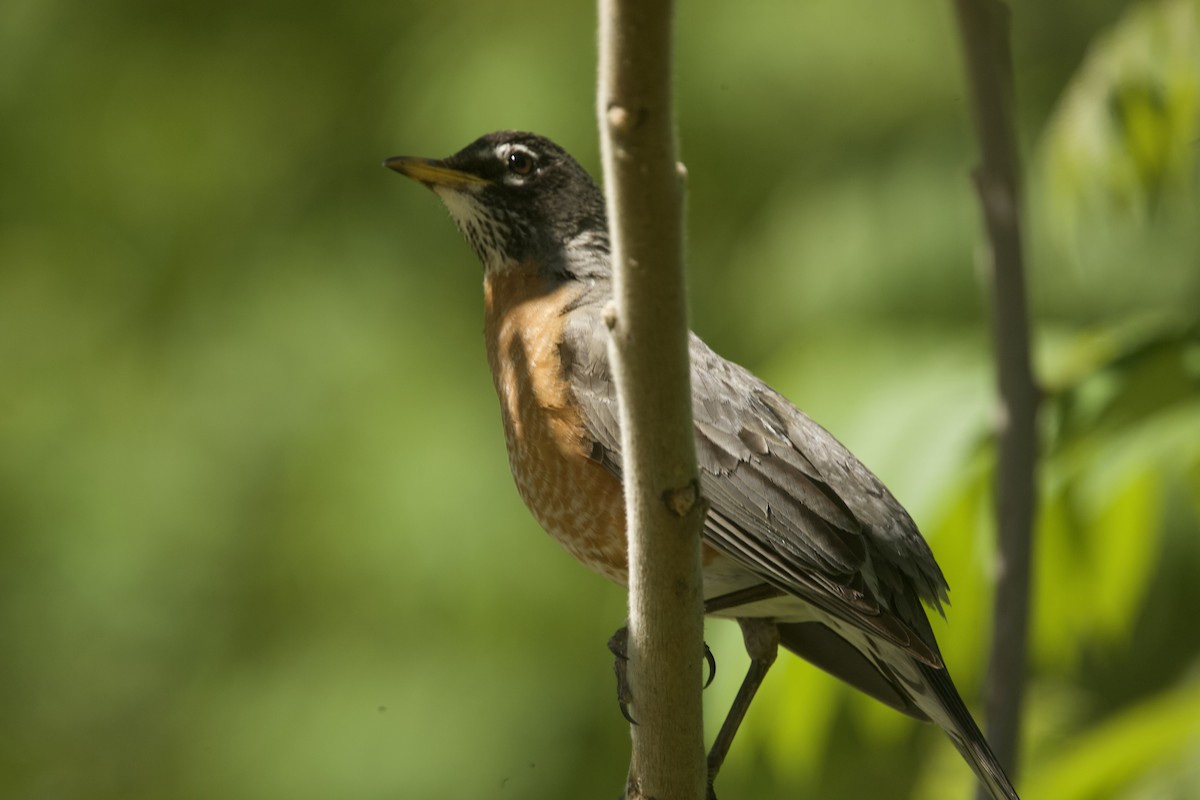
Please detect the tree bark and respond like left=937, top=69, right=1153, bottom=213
left=597, top=1, right=707, bottom=798
left=951, top=1, right=1039, bottom=796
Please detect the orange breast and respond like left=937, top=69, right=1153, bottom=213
left=483, top=268, right=629, bottom=584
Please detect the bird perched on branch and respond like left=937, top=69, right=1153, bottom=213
left=385, top=130, right=1020, bottom=800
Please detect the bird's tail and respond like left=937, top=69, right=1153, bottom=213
left=917, top=661, right=1020, bottom=800
left=772, top=618, right=1017, bottom=796
left=775, top=619, right=1020, bottom=799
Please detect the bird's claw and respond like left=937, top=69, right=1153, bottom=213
left=703, top=641, right=717, bottom=689
left=608, top=626, right=636, bottom=724
left=609, top=626, right=718, bottom=724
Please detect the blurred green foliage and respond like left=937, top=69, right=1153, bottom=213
left=2, top=0, right=1198, bottom=798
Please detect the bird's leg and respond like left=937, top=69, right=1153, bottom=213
left=706, top=618, right=779, bottom=797
left=608, top=624, right=720, bottom=726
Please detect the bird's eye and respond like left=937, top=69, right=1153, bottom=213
left=507, top=149, right=536, bottom=176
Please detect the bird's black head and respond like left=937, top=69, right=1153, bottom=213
left=385, top=131, right=610, bottom=280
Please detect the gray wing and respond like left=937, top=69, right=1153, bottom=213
left=562, top=314, right=949, bottom=665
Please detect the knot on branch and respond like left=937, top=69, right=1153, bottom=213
left=623, top=772, right=651, bottom=800
left=607, top=103, right=633, bottom=131
left=603, top=301, right=619, bottom=331
left=606, top=102, right=649, bottom=137
left=662, top=479, right=705, bottom=518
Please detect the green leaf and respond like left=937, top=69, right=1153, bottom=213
left=1023, top=671, right=1200, bottom=800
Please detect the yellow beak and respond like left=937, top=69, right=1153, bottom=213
left=383, top=156, right=489, bottom=187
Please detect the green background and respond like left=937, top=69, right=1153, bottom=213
left=2, top=0, right=1198, bottom=798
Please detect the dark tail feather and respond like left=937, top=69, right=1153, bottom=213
left=777, top=621, right=1019, bottom=800
left=920, top=661, right=1020, bottom=800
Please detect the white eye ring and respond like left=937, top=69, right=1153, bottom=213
left=505, top=147, right=536, bottom=177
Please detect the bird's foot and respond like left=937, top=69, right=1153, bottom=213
left=607, top=626, right=636, bottom=724
left=607, top=625, right=719, bottom=725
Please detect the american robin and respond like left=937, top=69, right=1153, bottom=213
left=385, top=131, right=1020, bottom=800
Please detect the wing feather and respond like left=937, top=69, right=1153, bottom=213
left=561, top=315, right=948, bottom=665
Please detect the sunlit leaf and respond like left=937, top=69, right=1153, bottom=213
left=1040, top=0, right=1200, bottom=238
left=1023, top=670, right=1200, bottom=800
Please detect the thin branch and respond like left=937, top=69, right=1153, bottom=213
left=951, top=0, right=1039, bottom=795
left=597, top=0, right=707, bottom=798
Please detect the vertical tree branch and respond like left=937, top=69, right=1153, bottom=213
left=597, top=1, right=707, bottom=798
left=951, top=1, right=1038, bottom=795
